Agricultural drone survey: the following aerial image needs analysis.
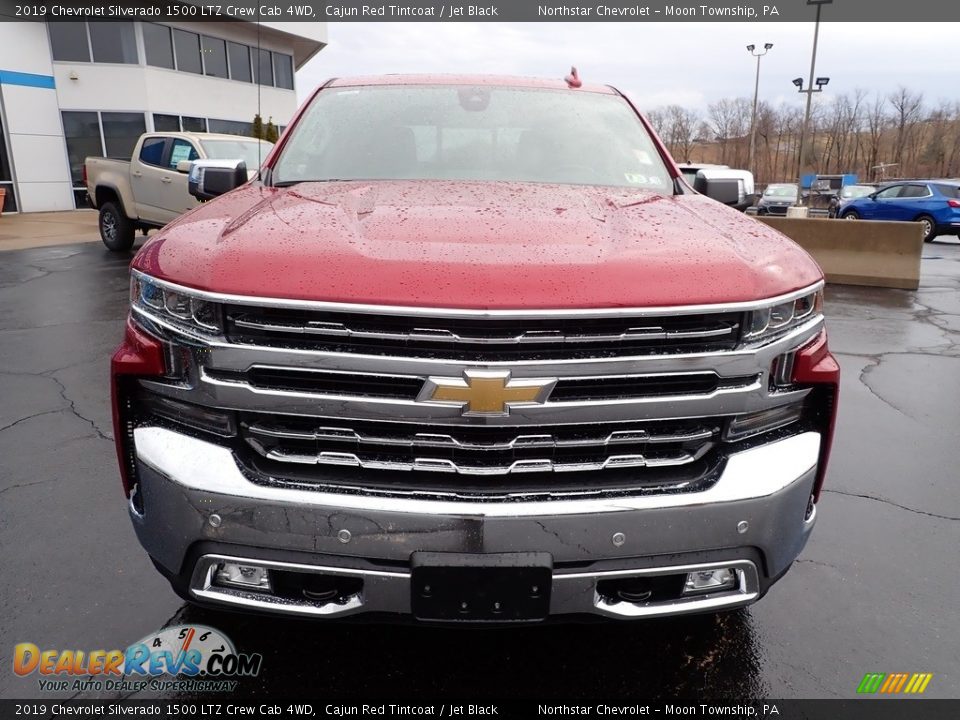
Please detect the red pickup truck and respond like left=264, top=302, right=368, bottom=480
left=111, top=74, right=839, bottom=623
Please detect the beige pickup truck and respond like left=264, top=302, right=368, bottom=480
left=85, top=131, right=272, bottom=251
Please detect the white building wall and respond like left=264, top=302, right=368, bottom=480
left=0, top=19, right=325, bottom=213
left=0, top=21, right=74, bottom=212
left=52, top=20, right=302, bottom=125
left=52, top=65, right=296, bottom=127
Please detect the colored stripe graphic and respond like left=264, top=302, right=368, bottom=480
left=908, top=674, right=933, bottom=694
left=879, top=674, right=897, bottom=693
left=857, top=673, right=885, bottom=693
left=0, top=70, right=56, bottom=89
left=857, top=672, right=932, bottom=694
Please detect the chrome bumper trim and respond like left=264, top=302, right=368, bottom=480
left=190, top=554, right=405, bottom=618
left=579, top=560, right=759, bottom=618
left=187, top=553, right=759, bottom=620
left=134, top=426, right=819, bottom=516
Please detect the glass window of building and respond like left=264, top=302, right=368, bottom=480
left=49, top=22, right=91, bottom=62
left=142, top=23, right=174, bottom=69
left=172, top=28, right=202, bottom=74
left=182, top=116, right=207, bottom=132
left=208, top=119, right=253, bottom=136
left=201, top=35, right=228, bottom=78
left=153, top=114, right=180, bottom=132
left=88, top=22, right=138, bottom=64
left=138, top=137, right=167, bottom=167
left=0, top=115, right=17, bottom=213
left=101, top=112, right=146, bottom=158
left=253, top=49, right=273, bottom=86
left=227, top=42, right=251, bottom=82
left=273, top=53, right=294, bottom=90
left=61, top=111, right=101, bottom=207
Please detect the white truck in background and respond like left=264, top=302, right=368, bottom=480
left=85, top=132, right=273, bottom=251
left=677, top=163, right=756, bottom=212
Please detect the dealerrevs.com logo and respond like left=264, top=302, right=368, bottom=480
left=13, top=625, right=261, bottom=693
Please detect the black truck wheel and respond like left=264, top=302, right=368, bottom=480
left=99, top=201, right=136, bottom=252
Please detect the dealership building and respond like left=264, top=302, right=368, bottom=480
left=0, top=19, right=326, bottom=213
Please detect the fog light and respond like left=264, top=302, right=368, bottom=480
left=141, top=393, right=237, bottom=437
left=724, top=402, right=803, bottom=442
left=683, top=568, right=737, bottom=595
left=215, top=563, right=272, bottom=592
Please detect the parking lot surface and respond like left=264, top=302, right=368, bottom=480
left=1, top=236, right=958, bottom=699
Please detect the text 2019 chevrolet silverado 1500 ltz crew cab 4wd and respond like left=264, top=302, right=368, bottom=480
left=111, top=74, right=839, bottom=623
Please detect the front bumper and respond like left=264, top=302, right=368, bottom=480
left=130, top=426, right=820, bottom=621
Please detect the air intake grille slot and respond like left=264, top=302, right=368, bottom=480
left=239, top=415, right=721, bottom=485
left=225, top=307, right=743, bottom=360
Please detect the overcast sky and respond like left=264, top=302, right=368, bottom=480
left=296, top=22, right=953, bottom=113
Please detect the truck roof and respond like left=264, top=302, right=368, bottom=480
left=144, top=131, right=271, bottom=143
left=327, top=73, right=618, bottom=95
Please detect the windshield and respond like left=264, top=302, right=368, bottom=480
left=764, top=185, right=797, bottom=198
left=841, top=185, right=875, bottom=199
left=200, top=139, right=274, bottom=170
left=272, top=85, right=671, bottom=191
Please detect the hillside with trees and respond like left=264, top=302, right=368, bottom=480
left=645, top=87, right=960, bottom=184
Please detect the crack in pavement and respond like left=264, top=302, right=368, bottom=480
left=857, top=358, right=914, bottom=419
left=0, top=369, right=115, bottom=442
left=0, top=408, right=65, bottom=434
left=832, top=349, right=960, bottom=419
left=49, top=375, right=114, bottom=442
left=795, top=558, right=840, bottom=571
left=0, top=478, right=57, bottom=497
left=831, top=351, right=917, bottom=418
left=823, top=488, right=960, bottom=522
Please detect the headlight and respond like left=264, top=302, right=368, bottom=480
left=744, top=287, right=823, bottom=344
left=131, top=274, right=222, bottom=334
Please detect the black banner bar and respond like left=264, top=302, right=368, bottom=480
left=2, top=700, right=960, bottom=720
left=1, top=0, right=959, bottom=22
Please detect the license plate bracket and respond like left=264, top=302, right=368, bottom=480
left=411, top=552, right=553, bottom=623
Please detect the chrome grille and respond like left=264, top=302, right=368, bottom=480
left=130, top=274, right=826, bottom=499
left=240, top=415, right=720, bottom=481
left=225, top=307, right=743, bottom=360
left=205, top=366, right=759, bottom=403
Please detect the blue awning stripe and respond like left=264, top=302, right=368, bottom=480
left=0, top=70, right=56, bottom=89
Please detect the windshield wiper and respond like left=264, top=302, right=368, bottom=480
left=272, top=179, right=348, bottom=188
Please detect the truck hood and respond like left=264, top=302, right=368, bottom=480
left=134, top=180, right=822, bottom=309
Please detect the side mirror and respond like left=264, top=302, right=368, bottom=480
left=188, top=159, right=247, bottom=201
left=696, top=177, right=741, bottom=206
left=175, top=159, right=192, bottom=174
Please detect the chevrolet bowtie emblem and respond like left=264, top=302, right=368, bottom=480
left=418, top=370, right=557, bottom=416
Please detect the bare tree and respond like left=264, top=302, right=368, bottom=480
left=645, top=107, right=668, bottom=139
left=640, top=89, right=960, bottom=181
left=665, top=105, right=700, bottom=162
left=708, top=98, right=751, bottom=165
left=888, top=86, right=924, bottom=168
left=865, top=95, right=889, bottom=181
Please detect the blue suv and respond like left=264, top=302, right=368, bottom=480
left=840, top=180, right=960, bottom=242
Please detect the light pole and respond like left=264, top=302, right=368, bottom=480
left=747, top=43, right=773, bottom=178
left=793, top=0, right=832, bottom=208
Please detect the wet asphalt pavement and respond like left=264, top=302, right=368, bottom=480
left=1, top=236, right=958, bottom=701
